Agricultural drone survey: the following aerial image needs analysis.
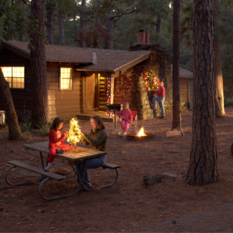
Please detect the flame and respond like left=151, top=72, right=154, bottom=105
left=137, top=127, right=146, bottom=137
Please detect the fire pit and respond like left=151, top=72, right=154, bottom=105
left=127, top=127, right=154, bottom=141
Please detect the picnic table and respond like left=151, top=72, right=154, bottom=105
left=5, top=141, right=120, bottom=200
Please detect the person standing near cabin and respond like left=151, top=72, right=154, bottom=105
left=152, top=78, right=165, bottom=118
left=78, top=115, right=107, bottom=189
left=118, top=102, right=132, bottom=136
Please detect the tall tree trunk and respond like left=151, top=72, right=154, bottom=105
left=213, top=0, right=225, bottom=117
left=58, top=10, right=65, bottom=45
left=30, top=0, right=48, bottom=127
left=93, top=18, right=100, bottom=48
left=0, top=70, right=21, bottom=140
left=74, top=16, right=83, bottom=47
left=186, top=0, right=218, bottom=186
left=18, top=31, right=23, bottom=41
left=46, top=8, right=53, bottom=44
left=79, top=0, right=86, bottom=48
left=172, top=0, right=181, bottom=129
left=104, top=10, right=114, bottom=49
left=156, top=15, right=161, bottom=33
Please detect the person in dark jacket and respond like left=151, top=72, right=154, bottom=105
left=78, top=115, right=107, bottom=189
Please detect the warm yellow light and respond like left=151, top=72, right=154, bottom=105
left=1, top=67, right=24, bottom=88
left=137, top=127, right=146, bottom=137
left=60, top=68, right=72, bottom=90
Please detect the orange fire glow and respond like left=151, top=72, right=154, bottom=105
left=137, top=127, right=146, bottom=137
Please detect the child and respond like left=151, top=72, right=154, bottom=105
left=44, top=117, right=73, bottom=171
left=118, top=102, right=132, bottom=136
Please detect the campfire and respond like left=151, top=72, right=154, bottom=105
left=137, top=127, right=147, bottom=137
left=127, top=127, right=154, bottom=141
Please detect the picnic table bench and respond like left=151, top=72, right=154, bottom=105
left=5, top=141, right=120, bottom=200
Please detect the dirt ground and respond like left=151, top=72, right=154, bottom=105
left=1, top=108, right=233, bottom=232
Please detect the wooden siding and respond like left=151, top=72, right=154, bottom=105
left=47, top=64, right=83, bottom=119
left=0, top=48, right=32, bottom=119
left=179, top=78, right=188, bottom=104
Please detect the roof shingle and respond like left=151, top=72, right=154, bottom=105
left=6, top=40, right=150, bottom=71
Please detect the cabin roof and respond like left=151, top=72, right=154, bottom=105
left=4, top=40, right=151, bottom=72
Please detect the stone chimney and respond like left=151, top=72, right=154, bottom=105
left=137, top=30, right=150, bottom=44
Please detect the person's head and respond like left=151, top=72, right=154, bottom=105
left=123, top=102, right=129, bottom=111
left=90, top=115, right=105, bottom=130
left=50, top=117, right=64, bottom=131
left=160, top=81, right=164, bottom=87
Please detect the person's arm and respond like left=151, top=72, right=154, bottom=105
left=80, top=132, right=91, bottom=146
left=61, top=130, right=68, bottom=142
left=153, top=78, right=161, bottom=93
left=49, top=130, right=66, bottom=144
left=82, top=130, right=107, bottom=148
left=118, top=110, right=123, bottom=117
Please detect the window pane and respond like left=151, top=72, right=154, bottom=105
left=13, top=67, right=24, bottom=78
left=12, top=67, right=24, bottom=89
left=60, top=68, right=72, bottom=90
left=1, top=67, right=12, bottom=77
left=1, top=67, right=25, bottom=89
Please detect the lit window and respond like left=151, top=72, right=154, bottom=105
left=1, top=67, right=25, bottom=89
left=60, top=68, right=72, bottom=90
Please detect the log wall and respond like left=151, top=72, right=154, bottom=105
left=0, top=49, right=32, bottom=120
left=47, top=63, right=83, bottom=120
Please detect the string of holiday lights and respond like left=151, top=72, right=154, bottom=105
left=106, top=76, right=115, bottom=118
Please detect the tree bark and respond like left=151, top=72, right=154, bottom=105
left=172, top=0, right=181, bottom=129
left=30, top=0, right=48, bottom=127
left=156, top=15, right=161, bottom=33
left=104, top=10, right=114, bottom=49
left=58, top=9, right=65, bottom=45
left=79, top=0, right=86, bottom=48
left=18, top=31, right=23, bottom=41
left=93, top=18, right=100, bottom=48
left=213, top=0, right=225, bottom=117
left=74, top=16, right=83, bottom=47
left=186, top=0, right=218, bottom=186
left=46, top=8, right=53, bottom=44
left=0, top=69, right=21, bottom=140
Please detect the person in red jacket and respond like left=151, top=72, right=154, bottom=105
left=152, top=78, right=165, bottom=118
left=44, top=117, right=73, bottom=171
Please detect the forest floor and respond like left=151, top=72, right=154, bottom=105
left=1, top=108, right=233, bottom=232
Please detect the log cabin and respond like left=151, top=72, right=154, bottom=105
left=0, top=34, right=193, bottom=120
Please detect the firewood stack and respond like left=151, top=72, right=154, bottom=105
left=166, top=128, right=183, bottom=137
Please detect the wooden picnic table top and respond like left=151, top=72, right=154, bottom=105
left=23, top=141, right=106, bottom=161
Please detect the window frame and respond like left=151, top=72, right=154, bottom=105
left=59, top=67, right=73, bottom=91
left=1, top=66, right=25, bottom=90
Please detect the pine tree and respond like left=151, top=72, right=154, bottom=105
left=66, top=118, right=82, bottom=148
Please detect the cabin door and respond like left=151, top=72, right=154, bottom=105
left=95, top=74, right=107, bottom=111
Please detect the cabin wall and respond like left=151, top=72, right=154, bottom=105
left=0, top=49, right=32, bottom=120
left=47, top=64, right=83, bottom=120
left=179, top=78, right=188, bottom=104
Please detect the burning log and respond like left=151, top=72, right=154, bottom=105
left=143, top=173, right=176, bottom=186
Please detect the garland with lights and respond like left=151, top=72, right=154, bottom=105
left=106, top=77, right=115, bottom=118
left=144, top=70, right=159, bottom=91
left=107, top=77, right=111, bottom=105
